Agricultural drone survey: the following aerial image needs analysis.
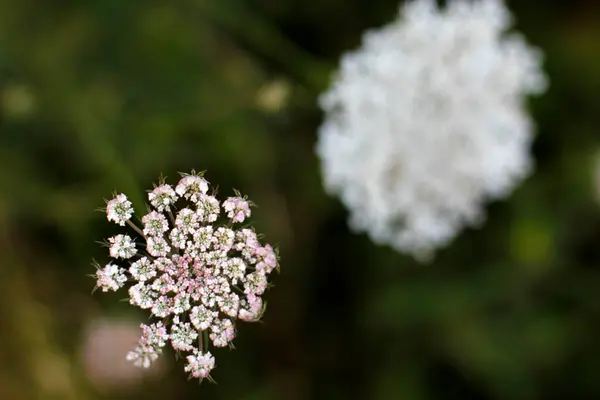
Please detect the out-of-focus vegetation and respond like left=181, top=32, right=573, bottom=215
left=0, top=1, right=599, bottom=399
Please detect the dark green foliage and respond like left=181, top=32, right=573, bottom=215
left=0, top=0, right=599, bottom=399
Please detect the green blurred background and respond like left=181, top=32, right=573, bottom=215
left=1, top=0, right=600, bottom=399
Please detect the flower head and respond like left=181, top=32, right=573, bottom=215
left=93, top=171, right=280, bottom=382
left=316, top=0, right=547, bottom=261
left=95, top=263, right=127, bottom=292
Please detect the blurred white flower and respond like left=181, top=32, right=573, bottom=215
left=255, top=78, right=292, bottom=113
left=594, top=152, right=600, bottom=203
left=80, top=318, right=166, bottom=391
left=316, top=0, right=547, bottom=261
left=1, top=83, right=37, bottom=119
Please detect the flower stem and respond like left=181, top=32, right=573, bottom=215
left=127, top=219, right=145, bottom=239
left=203, top=330, right=210, bottom=353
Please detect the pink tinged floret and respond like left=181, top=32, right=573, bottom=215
left=126, top=344, right=161, bottom=368
left=200, top=290, right=218, bottom=309
left=142, top=211, right=169, bottom=236
left=172, top=293, right=192, bottom=314
left=151, top=295, right=174, bottom=318
left=126, top=322, right=167, bottom=368
left=170, top=317, right=198, bottom=352
left=210, top=318, right=236, bottom=348
left=238, top=293, right=264, bottom=322
left=221, top=257, right=246, bottom=285
left=218, top=292, right=240, bottom=318
left=243, top=271, right=268, bottom=295
left=129, top=282, right=157, bottom=309
left=140, top=322, right=169, bottom=348
left=177, top=254, right=193, bottom=268
left=238, top=228, right=259, bottom=246
left=106, top=193, right=134, bottom=226
left=185, top=351, right=215, bottom=380
left=254, top=244, right=278, bottom=274
left=108, top=234, right=137, bottom=259
left=175, top=208, right=199, bottom=233
left=193, top=226, right=215, bottom=253
left=187, top=279, right=204, bottom=303
left=173, top=257, right=194, bottom=282
left=170, top=228, right=187, bottom=249
left=190, top=305, right=217, bottom=331
left=204, top=250, right=228, bottom=267
left=146, top=236, right=170, bottom=257
left=213, top=227, right=235, bottom=252
left=148, top=184, right=178, bottom=212
left=176, top=175, right=209, bottom=203
left=235, top=229, right=262, bottom=263
left=96, top=263, right=127, bottom=292
left=196, top=195, right=220, bottom=223
left=129, top=257, right=156, bottom=282
left=154, top=257, right=176, bottom=274
left=223, top=197, right=251, bottom=223
left=151, top=273, right=177, bottom=295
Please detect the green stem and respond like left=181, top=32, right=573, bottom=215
left=203, top=330, right=210, bottom=353
left=126, top=219, right=146, bottom=239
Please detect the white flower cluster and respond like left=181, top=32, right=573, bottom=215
left=94, top=171, right=279, bottom=382
left=316, top=0, right=547, bottom=261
